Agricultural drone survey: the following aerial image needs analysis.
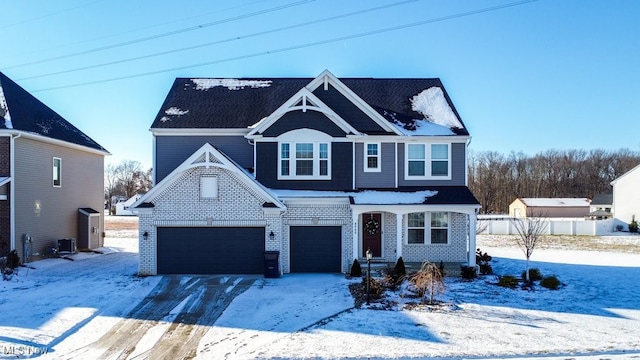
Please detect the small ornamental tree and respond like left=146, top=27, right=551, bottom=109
left=511, top=213, right=547, bottom=282
left=629, top=215, right=639, bottom=233
left=410, top=262, right=445, bottom=305
left=394, top=256, right=406, bottom=277
left=350, top=259, right=362, bottom=277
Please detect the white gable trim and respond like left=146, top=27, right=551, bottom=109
left=306, top=70, right=403, bottom=135
left=131, top=143, right=285, bottom=210
left=246, top=88, right=359, bottom=138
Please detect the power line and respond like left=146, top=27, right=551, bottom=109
left=17, top=0, right=419, bottom=81
left=0, top=0, right=105, bottom=30
left=3, top=0, right=315, bottom=70
left=32, top=0, right=540, bottom=93
left=8, top=0, right=266, bottom=59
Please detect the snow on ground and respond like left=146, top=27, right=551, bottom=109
left=0, top=231, right=639, bottom=359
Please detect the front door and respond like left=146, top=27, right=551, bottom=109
left=362, top=213, right=382, bottom=257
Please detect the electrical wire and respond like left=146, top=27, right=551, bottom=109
left=17, top=0, right=419, bottom=81
left=32, top=0, right=540, bottom=93
left=3, top=0, right=315, bottom=70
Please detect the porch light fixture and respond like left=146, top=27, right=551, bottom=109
left=143, top=231, right=149, bottom=241
left=269, top=231, right=275, bottom=241
left=366, top=248, right=372, bottom=305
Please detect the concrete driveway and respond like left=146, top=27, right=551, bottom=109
left=60, top=274, right=257, bottom=360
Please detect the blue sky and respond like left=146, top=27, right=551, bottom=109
left=1, top=0, right=638, bottom=170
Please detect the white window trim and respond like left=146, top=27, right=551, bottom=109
left=278, top=141, right=331, bottom=180
left=363, top=142, right=381, bottom=172
left=404, top=143, right=451, bottom=180
left=53, top=157, right=62, bottom=187
left=405, top=211, right=450, bottom=245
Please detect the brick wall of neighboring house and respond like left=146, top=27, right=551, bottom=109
left=0, top=137, right=9, bottom=254
left=137, top=165, right=281, bottom=275
left=401, top=212, right=469, bottom=263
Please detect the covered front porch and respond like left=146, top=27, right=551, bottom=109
left=350, top=205, right=479, bottom=268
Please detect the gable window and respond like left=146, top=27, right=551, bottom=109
left=406, top=211, right=449, bottom=244
left=279, top=142, right=331, bottom=179
left=53, top=157, right=61, bottom=187
left=364, top=143, right=380, bottom=172
left=200, top=176, right=218, bottom=198
left=405, top=143, right=450, bottom=179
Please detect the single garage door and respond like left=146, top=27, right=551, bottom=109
left=157, top=227, right=265, bottom=274
left=290, top=226, right=341, bottom=273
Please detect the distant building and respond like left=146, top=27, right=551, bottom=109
left=509, top=198, right=591, bottom=218
left=587, top=193, right=613, bottom=220
left=611, top=164, right=640, bottom=231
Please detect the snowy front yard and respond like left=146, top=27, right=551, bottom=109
left=0, top=223, right=639, bottom=359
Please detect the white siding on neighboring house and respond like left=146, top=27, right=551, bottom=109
left=612, top=164, right=640, bottom=230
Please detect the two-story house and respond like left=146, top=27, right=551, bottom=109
left=0, top=72, right=109, bottom=263
left=133, top=70, right=480, bottom=275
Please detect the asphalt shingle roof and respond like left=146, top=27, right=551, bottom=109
left=151, top=76, right=469, bottom=136
left=0, top=72, right=107, bottom=152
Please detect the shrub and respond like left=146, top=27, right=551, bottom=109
left=497, top=275, right=519, bottom=289
left=438, top=260, right=446, bottom=277
left=349, top=259, right=362, bottom=277
left=362, top=276, right=385, bottom=300
left=629, top=215, right=639, bottom=233
left=476, top=248, right=493, bottom=275
left=460, top=265, right=477, bottom=280
left=522, top=268, right=543, bottom=282
left=394, top=256, right=406, bottom=276
left=540, top=275, right=561, bottom=290
left=409, top=262, right=445, bottom=304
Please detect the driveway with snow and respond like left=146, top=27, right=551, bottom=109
left=1, top=232, right=639, bottom=359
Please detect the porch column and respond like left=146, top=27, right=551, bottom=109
left=352, top=211, right=359, bottom=260
left=468, top=213, right=477, bottom=267
left=396, top=213, right=403, bottom=259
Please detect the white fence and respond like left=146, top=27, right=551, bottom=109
left=478, top=218, right=615, bottom=236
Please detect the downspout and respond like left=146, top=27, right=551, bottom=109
left=9, top=132, right=20, bottom=251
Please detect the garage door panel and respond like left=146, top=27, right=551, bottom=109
left=290, top=226, right=341, bottom=273
left=157, top=227, right=265, bottom=274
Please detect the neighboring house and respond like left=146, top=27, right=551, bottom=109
left=509, top=198, right=591, bottom=218
left=587, top=193, right=613, bottom=220
left=115, top=194, right=142, bottom=216
left=611, top=164, right=640, bottom=231
left=132, top=70, right=481, bottom=275
left=0, top=72, right=109, bottom=262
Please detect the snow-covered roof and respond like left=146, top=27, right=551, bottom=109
left=519, top=198, right=591, bottom=207
left=0, top=176, right=10, bottom=187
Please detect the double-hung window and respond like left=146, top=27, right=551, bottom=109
left=53, top=157, right=62, bottom=187
left=406, top=143, right=450, bottom=179
left=364, top=143, right=380, bottom=172
left=406, top=212, right=449, bottom=244
left=279, top=142, right=331, bottom=179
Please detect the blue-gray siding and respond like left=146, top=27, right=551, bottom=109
left=354, top=142, right=396, bottom=189
left=260, top=110, right=346, bottom=137
left=256, top=142, right=353, bottom=190
left=397, top=142, right=467, bottom=186
left=155, top=135, right=253, bottom=183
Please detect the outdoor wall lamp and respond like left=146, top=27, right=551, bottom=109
left=269, top=231, right=275, bottom=241
left=143, top=231, right=149, bottom=241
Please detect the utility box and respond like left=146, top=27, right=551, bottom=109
left=264, top=251, right=280, bottom=278
left=57, top=238, right=76, bottom=254
left=78, top=208, right=102, bottom=250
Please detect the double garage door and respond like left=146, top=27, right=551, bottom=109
left=156, top=226, right=342, bottom=274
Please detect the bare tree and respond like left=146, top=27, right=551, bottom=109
left=410, top=262, right=445, bottom=305
left=104, top=160, right=153, bottom=214
left=510, top=213, right=548, bottom=282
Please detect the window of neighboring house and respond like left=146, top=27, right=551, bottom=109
left=279, top=142, right=331, bottom=179
left=406, top=211, right=449, bottom=244
left=364, top=143, right=381, bottom=172
left=53, top=157, right=61, bottom=187
left=406, top=143, right=450, bottom=179
left=200, top=176, right=218, bottom=198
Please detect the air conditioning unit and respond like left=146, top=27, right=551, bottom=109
left=57, top=238, right=76, bottom=254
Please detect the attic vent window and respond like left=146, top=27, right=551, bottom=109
left=200, top=176, right=218, bottom=199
